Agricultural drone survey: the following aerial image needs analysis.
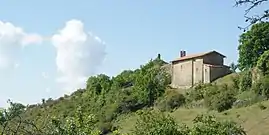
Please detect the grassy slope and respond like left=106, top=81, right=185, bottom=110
left=116, top=73, right=269, bottom=135
left=117, top=101, right=269, bottom=135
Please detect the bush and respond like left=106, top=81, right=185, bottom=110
left=233, top=91, right=265, bottom=108
left=239, top=70, right=252, bottom=92
left=257, top=50, right=269, bottom=75
left=186, top=83, right=213, bottom=101
left=190, top=114, right=246, bottom=135
left=211, top=91, right=237, bottom=112
left=204, top=85, right=236, bottom=112
left=232, top=75, right=240, bottom=90
left=132, top=110, right=189, bottom=135
left=155, top=90, right=186, bottom=112
left=252, top=75, right=269, bottom=98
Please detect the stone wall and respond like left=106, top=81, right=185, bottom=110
left=171, top=60, right=193, bottom=88
left=203, top=52, right=224, bottom=65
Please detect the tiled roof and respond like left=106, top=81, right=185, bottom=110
left=171, top=51, right=226, bottom=62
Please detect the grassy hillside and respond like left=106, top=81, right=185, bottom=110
left=2, top=56, right=269, bottom=134
left=116, top=100, right=269, bottom=135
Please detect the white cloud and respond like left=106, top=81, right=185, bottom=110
left=0, top=21, right=43, bottom=69
left=51, top=19, right=106, bottom=92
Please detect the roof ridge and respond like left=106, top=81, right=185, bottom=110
left=171, top=50, right=226, bottom=62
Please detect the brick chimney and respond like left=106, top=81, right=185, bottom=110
left=180, top=50, right=186, bottom=57
left=183, top=50, right=186, bottom=57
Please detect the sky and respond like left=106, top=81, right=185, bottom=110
left=0, top=0, right=266, bottom=107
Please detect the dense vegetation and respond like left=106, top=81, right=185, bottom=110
left=1, top=1, right=269, bottom=134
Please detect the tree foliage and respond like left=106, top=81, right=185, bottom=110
left=230, top=62, right=238, bottom=73
left=237, top=22, right=269, bottom=70
left=257, top=50, right=269, bottom=75
left=133, top=109, right=188, bottom=135
left=133, top=110, right=246, bottom=135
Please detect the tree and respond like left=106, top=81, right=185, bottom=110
left=230, top=62, right=238, bottom=72
left=234, top=0, right=269, bottom=31
left=237, top=22, right=269, bottom=70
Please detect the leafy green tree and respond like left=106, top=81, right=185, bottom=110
left=230, top=62, right=238, bottom=73
left=133, top=58, right=169, bottom=106
left=238, top=22, right=269, bottom=71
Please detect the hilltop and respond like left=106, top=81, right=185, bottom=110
left=2, top=52, right=267, bottom=135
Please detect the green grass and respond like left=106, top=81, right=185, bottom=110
left=214, top=72, right=239, bottom=85
left=116, top=101, right=269, bottom=135
left=116, top=73, right=269, bottom=135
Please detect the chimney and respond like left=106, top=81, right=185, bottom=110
left=180, top=50, right=186, bottom=57
left=180, top=51, right=183, bottom=57
left=183, top=51, right=186, bottom=57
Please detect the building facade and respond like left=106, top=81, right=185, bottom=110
left=170, top=50, right=231, bottom=88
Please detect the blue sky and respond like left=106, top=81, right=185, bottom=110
left=0, top=0, right=264, bottom=107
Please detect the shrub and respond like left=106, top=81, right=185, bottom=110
left=252, top=75, right=269, bottom=98
left=155, top=90, right=186, bottom=112
left=232, top=75, right=240, bottom=90
left=212, top=91, right=236, bottom=112
left=186, top=83, right=213, bottom=101
left=233, top=91, right=265, bottom=108
left=204, top=85, right=236, bottom=112
left=239, top=70, right=252, bottom=92
left=190, top=114, right=246, bottom=135
left=257, top=50, right=269, bottom=75
left=132, top=110, right=189, bottom=135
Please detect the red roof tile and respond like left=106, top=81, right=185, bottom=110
left=171, top=51, right=226, bottom=62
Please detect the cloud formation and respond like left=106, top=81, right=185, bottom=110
left=0, top=21, right=43, bottom=69
left=51, top=19, right=106, bottom=92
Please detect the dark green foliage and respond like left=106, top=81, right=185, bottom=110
left=2, top=55, right=170, bottom=134
left=133, top=110, right=246, bottom=135
left=257, top=50, right=269, bottom=75
left=233, top=91, right=265, bottom=108
left=133, top=110, right=189, bottom=135
left=210, top=91, right=237, bottom=112
left=155, top=90, right=186, bottom=112
left=190, top=114, right=246, bottom=135
left=239, top=70, right=252, bottom=92
left=238, top=22, right=269, bottom=70
left=204, top=84, right=237, bottom=112
left=232, top=75, right=240, bottom=90
left=186, top=83, right=212, bottom=101
left=252, top=75, right=269, bottom=98
left=230, top=62, right=238, bottom=73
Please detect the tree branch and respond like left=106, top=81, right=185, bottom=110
left=234, top=0, right=269, bottom=31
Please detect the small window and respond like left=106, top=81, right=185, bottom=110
left=181, top=65, right=183, bottom=69
left=196, top=68, right=198, bottom=71
left=205, top=69, right=207, bottom=72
